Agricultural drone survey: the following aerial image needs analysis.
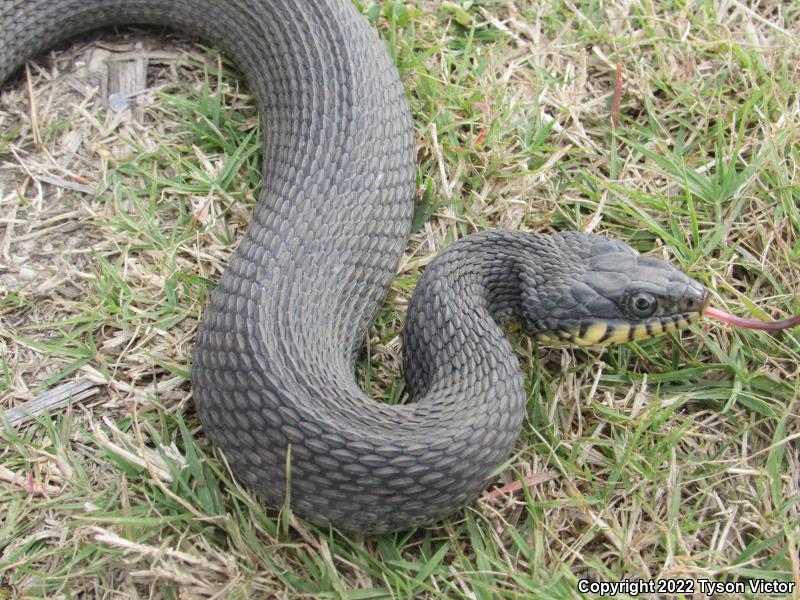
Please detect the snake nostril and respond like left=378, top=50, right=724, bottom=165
left=685, top=297, right=701, bottom=312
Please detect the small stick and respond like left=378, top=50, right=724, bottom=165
left=482, top=472, right=551, bottom=500
left=25, top=63, right=41, bottom=148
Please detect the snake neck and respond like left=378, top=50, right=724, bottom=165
left=402, top=230, right=547, bottom=400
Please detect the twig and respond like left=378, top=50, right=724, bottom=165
left=482, top=472, right=552, bottom=500
left=25, top=63, right=41, bottom=148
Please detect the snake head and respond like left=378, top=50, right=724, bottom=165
left=520, top=233, right=709, bottom=346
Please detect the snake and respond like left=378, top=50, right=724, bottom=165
left=1, top=0, right=709, bottom=532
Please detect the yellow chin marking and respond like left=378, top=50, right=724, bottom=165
left=540, top=312, right=703, bottom=348
left=536, top=334, right=568, bottom=347
left=599, top=325, right=635, bottom=345
left=576, top=322, right=607, bottom=346
left=631, top=323, right=652, bottom=341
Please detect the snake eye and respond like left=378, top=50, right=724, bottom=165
left=627, top=292, right=657, bottom=318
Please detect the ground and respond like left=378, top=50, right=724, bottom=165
left=1, top=1, right=799, bottom=598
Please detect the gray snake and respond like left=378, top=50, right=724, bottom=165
left=0, top=0, right=708, bottom=531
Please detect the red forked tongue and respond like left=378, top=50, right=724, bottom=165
left=704, top=306, right=800, bottom=331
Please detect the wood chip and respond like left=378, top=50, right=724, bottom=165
left=34, top=174, right=96, bottom=194
left=1, top=378, right=98, bottom=429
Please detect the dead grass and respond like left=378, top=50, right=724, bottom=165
left=1, top=1, right=799, bottom=598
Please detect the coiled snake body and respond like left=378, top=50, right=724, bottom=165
left=1, top=0, right=707, bottom=531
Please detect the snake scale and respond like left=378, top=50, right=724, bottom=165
left=1, top=0, right=707, bottom=531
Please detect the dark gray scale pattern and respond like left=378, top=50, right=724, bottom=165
left=1, top=0, right=708, bottom=532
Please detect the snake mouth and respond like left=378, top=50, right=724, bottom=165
left=537, top=312, right=704, bottom=347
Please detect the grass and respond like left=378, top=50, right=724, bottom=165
left=1, top=0, right=799, bottom=597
